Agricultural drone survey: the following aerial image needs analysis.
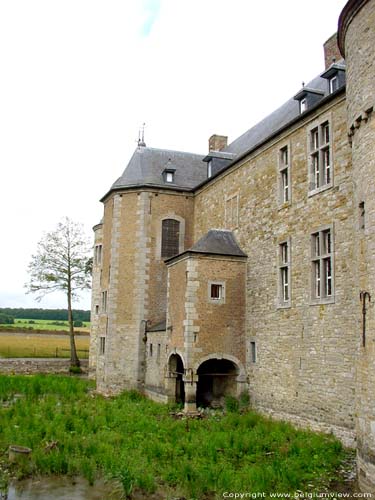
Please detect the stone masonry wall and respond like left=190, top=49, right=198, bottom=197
left=343, top=0, right=375, bottom=490
left=94, top=189, right=195, bottom=394
left=89, top=223, right=103, bottom=378
left=0, top=358, right=89, bottom=375
left=193, top=95, right=357, bottom=443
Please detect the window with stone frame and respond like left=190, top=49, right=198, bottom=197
left=161, top=219, right=180, bottom=259
left=250, top=341, right=257, bottom=363
left=94, top=244, right=102, bottom=266
left=311, top=227, right=334, bottom=302
left=99, top=337, right=106, bottom=355
left=309, top=120, right=332, bottom=193
left=101, top=290, right=108, bottom=313
left=278, top=240, right=291, bottom=307
left=225, top=194, right=239, bottom=229
left=278, top=145, right=290, bottom=205
left=208, top=281, right=225, bottom=304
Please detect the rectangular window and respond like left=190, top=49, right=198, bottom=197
left=208, top=281, right=225, bottom=303
left=278, top=240, right=291, bottom=306
left=99, top=337, right=105, bottom=355
left=278, top=145, right=290, bottom=204
left=157, top=343, right=161, bottom=361
left=225, top=194, right=239, bottom=229
left=211, top=283, right=223, bottom=300
left=311, top=228, right=334, bottom=301
left=300, top=98, right=307, bottom=113
left=149, top=343, right=153, bottom=357
left=329, top=76, right=338, bottom=94
left=359, top=201, right=365, bottom=230
left=94, top=244, right=102, bottom=266
left=166, top=172, right=174, bottom=183
left=95, top=305, right=99, bottom=315
left=309, top=121, right=332, bottom=192
left=101, top=291, right=107, bottom=312
left=250, top=341, right=257, bottom=363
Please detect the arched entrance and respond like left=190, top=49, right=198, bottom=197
left=196, top=358, right=238, bottom=407
left=168, top=354, right=185, bottom=404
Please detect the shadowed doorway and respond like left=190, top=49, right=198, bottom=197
left=168, top=354, right=185, bottom=404
left=196, top=358, right=238, bottom=407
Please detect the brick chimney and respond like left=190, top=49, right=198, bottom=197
left=209, top=134, right=228, bottom=152
left=323, top=33, right=342, bottom=69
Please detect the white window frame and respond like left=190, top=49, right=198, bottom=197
left=166, top=171, right=174, bottom=183
left=308, top=115, right=333, bottom=196
left=300, top=98, right=307, bottom=113
left=329, top=76, right=338, bottom=94
left=310, top=225, right=334, bottom=304
left=225, top=193, right=239, bottom=229
left=207, top=161, right=212, bottom=178
left=208, top=280, right=226, bottom=304
left=278, top=142, right=291, bottom=207
left=278, top=239, right=291, bottom=308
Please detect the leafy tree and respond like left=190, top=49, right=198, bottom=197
left=0, top=313, right=14, bottom=325
left=25, top=217, right=92, bottom=367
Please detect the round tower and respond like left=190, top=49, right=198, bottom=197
left=338, top=0, right=375, bottom=492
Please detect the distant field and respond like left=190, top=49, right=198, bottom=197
left=0, top=333, right=90, bottom=358
left=0, top=319, right=90, bottom=333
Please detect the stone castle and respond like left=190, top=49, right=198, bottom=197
left=89, top=0, right=375, bottom=492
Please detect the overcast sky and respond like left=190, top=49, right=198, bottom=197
left=0, top=0, right=347, bottom=311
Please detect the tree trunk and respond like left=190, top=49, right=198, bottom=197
left=67, top=290, right=80, bottom=368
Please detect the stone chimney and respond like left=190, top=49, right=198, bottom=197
left=209, top=134, right=228, bottom=152
left=323, top=33, right=342, bottom=69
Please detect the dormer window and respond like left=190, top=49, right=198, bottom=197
left=329, top=76, right=338, bottom=94
left=321, top=63, right=346, bottom=95
left=207, top=161, right=212, bottom=178
left=162, top=167, right=176, bottom=184
left=294, top=87, right=324, bottom=114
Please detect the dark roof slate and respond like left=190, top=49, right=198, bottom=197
left=188, top=229, right=247, bottom=257
left=223, top=73, right=335, bottom=156
left=111, top=147, right=206, bottom=191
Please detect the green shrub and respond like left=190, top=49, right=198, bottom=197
left=73, top=320, right=83, bottom=327
left=69, top=366, right=82, bottom=374
left=225, top=395, right=239, bottom=413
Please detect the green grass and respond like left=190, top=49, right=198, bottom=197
left=0, top=319, right=90, bottom=332
left=0, top=375, right=350, bottom=499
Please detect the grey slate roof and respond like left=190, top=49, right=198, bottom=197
left=188, top=229, right=247, bottom=257
left=104, top=60, right=345, bottom=199
left=110, top=147, right=206, bottom=191
left=223, top=71, right=340, bottom=157
left=147, top=320, right=166, bottom=332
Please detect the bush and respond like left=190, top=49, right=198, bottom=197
left=0, top=313, right=14, bottom=325
left=73, top=320, right=83, bottom=328
left=225, top=395, right=239, bottom=413
left=69, top=366, right=82, bottom=375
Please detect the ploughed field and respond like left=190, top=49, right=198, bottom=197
left=0, top=375, right=353, bottom=499
left=0, top=333, right=89, bottom=358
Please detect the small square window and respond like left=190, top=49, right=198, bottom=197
left=211, top=283, right=223, bottom=299
left=208, top=281, right=225, bottom=303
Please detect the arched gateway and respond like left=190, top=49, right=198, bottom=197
left=168, top=353, right=185, bottom=404
left=196, top=358, right=239, bottom=408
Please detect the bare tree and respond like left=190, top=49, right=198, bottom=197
left=26, top=217, right=92, bottom=368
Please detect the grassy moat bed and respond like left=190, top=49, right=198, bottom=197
left=0, top=375, right=353, bottom=499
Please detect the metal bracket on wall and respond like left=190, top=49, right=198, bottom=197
left=360, top=291, right=371, bottom=347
